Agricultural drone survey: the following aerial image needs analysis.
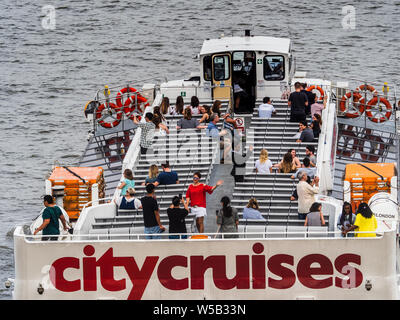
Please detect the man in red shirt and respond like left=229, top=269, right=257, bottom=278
left=185, top=171, right=223, bottom=233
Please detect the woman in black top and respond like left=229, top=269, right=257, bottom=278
left=167, top=196, right=189, bottom=239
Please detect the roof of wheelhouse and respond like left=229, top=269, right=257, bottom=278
left=199, top=35, right=291, bottom=56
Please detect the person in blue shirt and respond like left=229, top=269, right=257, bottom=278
left=153, top=161, right=179, bottom=186
left=118, top=169, right=135, bottom=196
left=242, top=198, right=265, bottom=220
left=206, top=114, right=223, bottom=138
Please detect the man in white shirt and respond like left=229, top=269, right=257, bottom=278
left=258, top=97, right=276, bottom=119
left=296, top=172, right=319, bottom=219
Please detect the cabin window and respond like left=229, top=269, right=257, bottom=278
left=213, top=55, right=230, bottom=81
left=264, top=55, right=285, bottom=81
left=203, top=55, right=212, bottom=81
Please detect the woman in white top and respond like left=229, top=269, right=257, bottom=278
left=255, top=149, right=273, bottom=173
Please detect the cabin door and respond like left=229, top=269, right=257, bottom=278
left=212, top=53, right=232, bottom=101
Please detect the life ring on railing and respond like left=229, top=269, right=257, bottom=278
left=307, top=85, right=325, bottom=101
left=356, top=84, right=378, bottom=96
left=123, top=94, right=149, bottom=119
left=115, top=87, right=149, bottom=120
left=95, top=102, right=123, bottom=128
left=115, top=87, right=137, bottom=108
left=339, top=92, right=365, bottom=118
left=365, top=97, right=392, bottom=123
left=357, top=129, right=385, bottom=162
left=336, top=126, right=360, bottom=157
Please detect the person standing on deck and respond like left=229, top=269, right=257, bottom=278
left=296, top=172, right=319, bottom=220
left=133, top=113, right=156, bottom=155
left=288, top=82, right=308, bottom=122
left=140, top=183, right=165, bottom=239
left=33, top=195, right=68, bottom=241
left=345, top=202, right=377, bottom=238
left=185, top=171, right=223, bottom=233
left=301, top=83, right=314, bottom=115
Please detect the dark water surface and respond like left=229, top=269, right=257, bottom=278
left=0, top=0, right=399, bottom=299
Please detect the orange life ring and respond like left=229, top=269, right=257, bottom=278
left=356, top=129, right=385, bottom=162
left=356, top=84, right=378, bottom=95
left=339, top=92, right=365, bottom=118
left=123, top=94, right=149, bottom=118
left=307, top=85, right=325, bottom=101
left=95, top=102, right=123, bottom=128
left=116, top=87, right=149, bottom=120
left=115, top=87, right=137, bottom=108
left=365, top=97, right=392, bottom=123
left=336, top=126, right=360, bottom=158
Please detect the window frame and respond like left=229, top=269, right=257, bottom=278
left=213, top=54, right=231, bottom=81
left=203, top=55, right=212, bottom=81
left=263, top=55, right=285, bottom=81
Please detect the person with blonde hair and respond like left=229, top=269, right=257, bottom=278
left=255, top=149, right=273, bottom=173
left=242, top=198, right=265, bottom=220
left=114, top=187, right=142, bottom=210
left=142, top=164, right=159, bottom=186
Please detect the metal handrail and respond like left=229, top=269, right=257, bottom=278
left=21, top=229, right=387, bottom=242
left=81, top=196, right=114, bottom=211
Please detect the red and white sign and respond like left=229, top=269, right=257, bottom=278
left=235, top=117, right=245, bottom=132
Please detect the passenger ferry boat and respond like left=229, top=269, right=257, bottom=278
left=7, top=31, right=400, bottom=300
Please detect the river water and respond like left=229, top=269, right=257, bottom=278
left=0, top=0, right=399, bottom=299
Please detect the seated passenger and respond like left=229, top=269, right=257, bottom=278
left=296, top=120, right=314, bottom=143
left=255, top=149, right=273, bottom=174
left=242, top=198, right=266, bottom=220
left=170, top=96, right=184, bottom=115
left=153, top=161, right=179, bottom=186
left=304, top=202, right=325, bottom=227
left=273, top=152, right=297, bottom=173
left=159, top=97, right=170, bottom=116
left=177, top=108, right=206, bottom=130
left=198, top=105, right=212, bottom=123
left=211, top=100, right=222, bottom=117
left=167, top=195, right=189, bottom=239
left=258, top=97, right=276, bottom=119
left=291, top=157, right=316, bottom=179
left=206, top=113, right=226, bottom=138
left=337, top=201, right=356, bottom=237
left=114, top=188, right=142, bottom=210
left=142, top=164, right=159, bottom=186
left=188, top=96, right=200, bottom=115
left=117, top=168, right=135, bottom=196
left=305, top=145, right=316, bottom=167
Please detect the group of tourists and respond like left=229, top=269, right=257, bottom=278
left=36, top=89, right=378, bottom=241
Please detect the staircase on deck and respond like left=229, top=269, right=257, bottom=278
left=231, top=99, right=328, bottom=235
left=89, top=100, right=229, bottom=237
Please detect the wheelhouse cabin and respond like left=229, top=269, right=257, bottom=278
left=161, top=32, right=293, bottom=113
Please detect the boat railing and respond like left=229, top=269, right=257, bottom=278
left=18, top=229, right=388, bottom=242
left=81, top=196, right=114, bottom=211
